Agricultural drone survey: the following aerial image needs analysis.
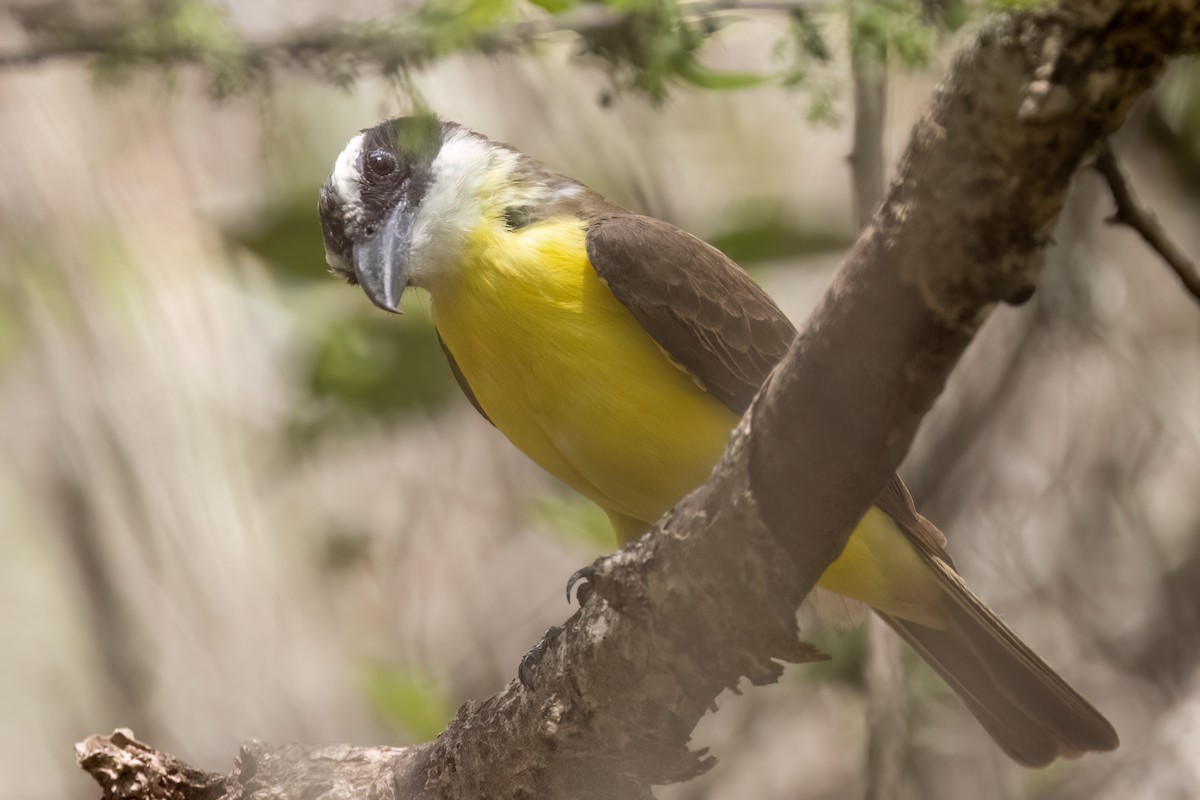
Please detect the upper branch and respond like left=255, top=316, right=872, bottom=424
left=0, top=0, right=818, bottom=82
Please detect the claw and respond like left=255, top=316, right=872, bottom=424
left=518, top=625, right=563, bottom=691
left=566, top=565, right=596, bottom=605
left=517, top=650, right=537, bottom=690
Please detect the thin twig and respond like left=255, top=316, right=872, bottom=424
left=1095, top=140, right=1200, bottom=304
left=0, top=0, right=823, bottom=72
left=0, top=12, right=590, bottom=70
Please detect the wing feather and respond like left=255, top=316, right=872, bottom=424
left=587, top=215, right=949, bottom=562
left=586, top=214, right=795, bottom=415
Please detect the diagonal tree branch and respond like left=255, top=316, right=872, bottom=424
left=1094, top=140, right=1200, bottom=304
left=76, top=1, right=1200, bottom=798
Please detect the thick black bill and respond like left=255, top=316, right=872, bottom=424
left=352, top=202, right=417, bottom=313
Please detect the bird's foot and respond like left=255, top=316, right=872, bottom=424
left=518, top=624, right=563, bottom=691
left=517, top=564, right=599, bottom=690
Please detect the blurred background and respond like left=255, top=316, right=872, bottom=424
left=1, top=1, right=1199, bottom=798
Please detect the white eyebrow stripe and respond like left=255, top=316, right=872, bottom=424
left=332, top=133, right=365, bottom=208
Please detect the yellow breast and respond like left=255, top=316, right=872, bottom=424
left=430, top=218, right=738, bottom=529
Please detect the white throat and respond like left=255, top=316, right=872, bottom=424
left=408, top=129, right=518, bottom=288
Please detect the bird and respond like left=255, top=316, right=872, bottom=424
left=317, top=114, right=1119, bottom=767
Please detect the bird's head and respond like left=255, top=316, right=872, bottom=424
left=318, top=115, right=529, bottom=312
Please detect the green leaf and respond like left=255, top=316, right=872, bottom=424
left=677, top=57, right=772, bottom=90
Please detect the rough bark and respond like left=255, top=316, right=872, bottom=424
left=77, top=1, right=1200, bottom=798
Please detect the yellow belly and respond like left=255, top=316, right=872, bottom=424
left=431, top=218, right=945, bottom=627
left=433, top=219, right=733, bottom=523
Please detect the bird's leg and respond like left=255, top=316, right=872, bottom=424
left=517, top=564, right=600, bottom=689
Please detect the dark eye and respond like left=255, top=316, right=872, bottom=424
left=364, top=150, right=398, bottom=179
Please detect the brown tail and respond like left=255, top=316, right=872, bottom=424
left=877, top=557, right=1119, bottom=767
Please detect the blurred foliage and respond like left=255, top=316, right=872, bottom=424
left=360, top=663, right=454, bottom=740
left=87, top=0, right=250, bottom=96
left=777, top=9, right=841, bottom=123
left=939, top=0, right=974, bottom=30
left=899, top=645, right=955, bottom=725
left=526, top=494, right=615, bottom=554
left=1020, top=757, right=1072, bottom=794
left=229, top=199, right=328, bottom=286
left=575, top=0, right=770, bottom=103
left=0, top=244, right=31, bottom=372
left=306, top=313, right=458, bottom=419
left=778, top=0, right=966, bottom=123
left=796, top=626, right=866, bottom=686
left=848, top=0, right=940, bottom=69
left=418, top=0, right=520, bottom=33
left=709, top=210, right=855, bottom=265
left=0, top=233, right=157, bottom=371
left=986, top=0, right=1049, bottom=9
left=1152, top=59, right=1200, bottom=186
left=226, top=199, right=460, bottom=438
left=4, top=238, right=74, bottom=328
left=0, top=298, right=16, bottom=372
left=11, top=0, right=969, bottom=106
left=318, top=527, right=375, bottom=573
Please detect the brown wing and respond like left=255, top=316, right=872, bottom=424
left=586, top=214, right=797, bottom=415
left=588, top=217, right=950, bottom=545
left=587, top=217, right=948, bottom=549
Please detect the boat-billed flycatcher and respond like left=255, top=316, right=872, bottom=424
left=317, top=115, right=1118, bottom=766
